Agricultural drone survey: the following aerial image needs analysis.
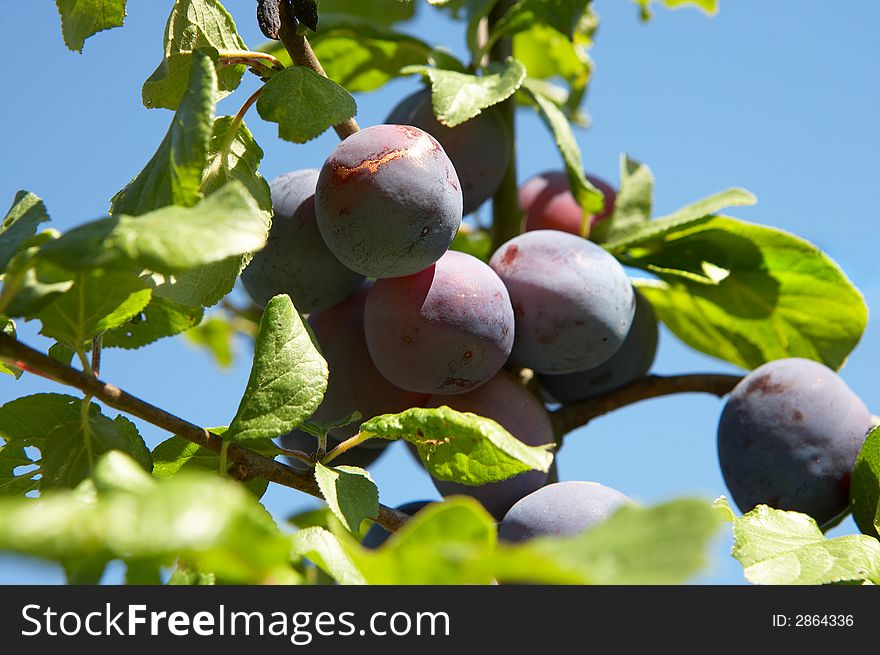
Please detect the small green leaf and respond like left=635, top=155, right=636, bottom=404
left=47, top=342, right=76, bottom=366
left=103, top=296, right=204, bottom=350
left=450, top=227, right=492, bottom=262
left=256, top=67, right=357, bottom=143
left=361, top=406, right=554, bottom=485
left=314, top=463, right=378, bottom=533
left=729, top=504, right=880, bottom=585
left=0, top=319, right=22, bottom=379
left=290, top=527, right=367, bottom=585
left=520, top=80, right=603, bottom=217
left=632, top=216, right=867, bottom=370
left=55, top=0, right=127, bottom=52
left=143, top=0, right=248, bottom=110
left=633, top=0, right=718, bottom=21
left=590, top=155, right=653, bottom=244
left=404, top=58, right=526, bottom=127
left=112, top=50, right=217, bottom=216
left=0, top=441, right=39, bottom=496
left=0, top=191, right=50, bottom=273
left=183, top=315, right=235, bottom=367
left=35, top=271, right=152, bottom=350
left=226, top=295, right=328, bottom=442
left=851, top=426, right=880, bottom=540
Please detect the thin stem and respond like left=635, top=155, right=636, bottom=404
left=274, top=447, right=316, bottom=466
left=90, top=334, right=103, bottom=378
left=80, top=393, right=95, bottom=469
left=0, top=333, right=409, bottom=533
left=550, top=373, right=743, bottom=439
left=488, top=0, right=522, bottom=252
left=217, top=50, right=285, bottom=71
left=276, top=1, right=359, bottom=140
left=321, top=432, right=375, bottom=465
left=219, top=440, right=230, bottom=478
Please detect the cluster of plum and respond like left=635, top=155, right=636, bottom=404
left=240, top=90, right=874, bottom=543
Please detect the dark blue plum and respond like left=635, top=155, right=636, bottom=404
left=364, top=250, right=515, bottom=395
left=498, top=481, right=633, bottom=542
left=539, top=290, right=658, bottom=403
left=386, top=90, right=511, bottom=215
left=489, top=230, right=635, bottom=374
left=717, top=358, right=872, bottom=527
left=315, top=124, right=463, bottom=278
left=240, top=169, right=364, bottom=313
left=360, top=501, right=433, bottom=549
left=427, top=371, right=554, bottom=520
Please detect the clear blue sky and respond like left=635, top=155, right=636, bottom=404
left=1, top=1, right=878, bottom=584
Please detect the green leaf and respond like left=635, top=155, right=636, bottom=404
left=0, top=191, right=50, bottom=273
left=153, top=256, right=248, bottom=308
left=55, top=0, right=127, bottom=52
left=590, top=155, right=653, bottom=244
left=495, top=499, right=720, bottom=584
left=41, top=183, right=268, bottom=277
left=143, top=0, right=248, bottom=110
left=450, top=227, right=492, bottom=262
left=92, top=449, right=155, bottom=494
left=520, top=80, right=603, bottom=217
left=103, top=296, right=203, bottom=350
left=167, top=564, right=216, bottom=585
left=632, top=216, right=867, bottom=370
left=35, top=270, right=151, bottom=350
left=226, top=295, right=328, bottom=442
left=112, top=50, right=217, bottom=216
left=603, top=188, right=758, bottom=254
left=851, top=426, right=880, bottom=540
left=316, top=0, right=415, bottom=26
left=47, top=342, right=76, bottom=366
left=41, top=408, right=151, bottom=491
left=729, top=502, right=880, bottom=585
left=0, top=393, right=85, bottom=449
left=256, top=67, right=357, bottom=144
left=290, top=527, right=367, bottom=585
left=183, top=315, right=235, bottom=367
left=0, top=319, right=22, bottom=379
left=151, top=429, right=275, bottom=498
left=0, top=453, right=293, bottom=583
left=633, top=0, right=718, bottom=21
left=360, top=406, right=554, bottom=485
left=404, top=58, right=526, bottom=127
left=0, top=441, right=39, bottom=497
left=314, top=463, right=378, bottom=533
left=488, top=0, right=592, bottom=48
left=1, top=232, right=74, bottom=319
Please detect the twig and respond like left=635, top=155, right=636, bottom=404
left=276, top=1, right=359, bottom=140
left=550, top=373, right=743, bottom=439
left=0, top=333, right=409, bottom=533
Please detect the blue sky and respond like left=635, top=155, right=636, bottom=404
left=1, top=1, right=878, bottom=584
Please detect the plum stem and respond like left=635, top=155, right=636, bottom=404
left=0, top=333, right=410, bottom=533
left=550, top=373, right=743, bottom=439
left=321, top=432, right=376, bottom=465
left=488, top=0, right=523, bottom=252
left=276, top=1, right=360, bottom=140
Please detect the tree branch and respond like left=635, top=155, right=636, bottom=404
left=277, top=2, right=359, bottom=140
left=0, top=333, right=408, bottom=533
left=550, top=373, right=743, bottom=439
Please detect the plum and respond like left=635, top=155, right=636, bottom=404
left=315, top=124, right=463, bottom=278
left=426, top=371, right=555, bottom=520
left=386, top=89, right=511, bottom=215
left=717, top=358, right=872, bottom=527
left=498, top=481, right=633, bottom=542
left=240, top=169, right=365, bottom=313
left=489, top=230, right=635, bottom=374
left=364, top=250, right=515, bottom=394
left=519, top=171, right=616, bottom=237
left=539, top=290, right=658, bottom=403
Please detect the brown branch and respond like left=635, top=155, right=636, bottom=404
left=550, top=374, right=743, bottom=439
left=277, top=2, right=359, bottom=140
left=0, top=333, right=408, bottom=533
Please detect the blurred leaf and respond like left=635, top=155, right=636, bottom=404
left=112, top=50, right=217, bottom=216
left=487, top=0, right=592, bottom=51
left=256, top=67, right=356, bottom=143
left=143, top=0, right=248, bottom=110
left=851, top=426, right=880, bottom=540
left=35, top=271, right=151, bottom=350
left=227, top=295, right=328, bottom=442
left=632, top=216, right=867, bottom=370
left=167, top=563, right=216, bottom=585
left=55, top=0, right=127, bottom=52
left=464, top=0, right=500, bottom=64
left=184, top=315, right=235, bottom=367
left=513, top=23, right=591, bottom=114
left=0, top=191, right=50, bottom=273
left=590, top=155, right=653, bottom=243
left=317, top=0, right=415, bottom=25
left=449, top=227, right=492, bottom=262
left=103, top=296, right=203, bottom=350
left=92, top=450, right=155, bottom=494
left=314, top=463, right=378, bottom=533
left=404, top=57, right=526, bottom=127
left=728, top=501, right=880, bottom=585
left=633, top=0, right=718, bottom=21
left=290, top=527, right=367, bottom=584
left=361, top=406, right=553, bottom=485
left=519, top=80, right=602, bottom=217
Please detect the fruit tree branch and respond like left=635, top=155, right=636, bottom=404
left=0, top=333, right=409, bottom=532
left=550, top=373, right=743, bottom=439
left=277, top=1, right=360, bottom=140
